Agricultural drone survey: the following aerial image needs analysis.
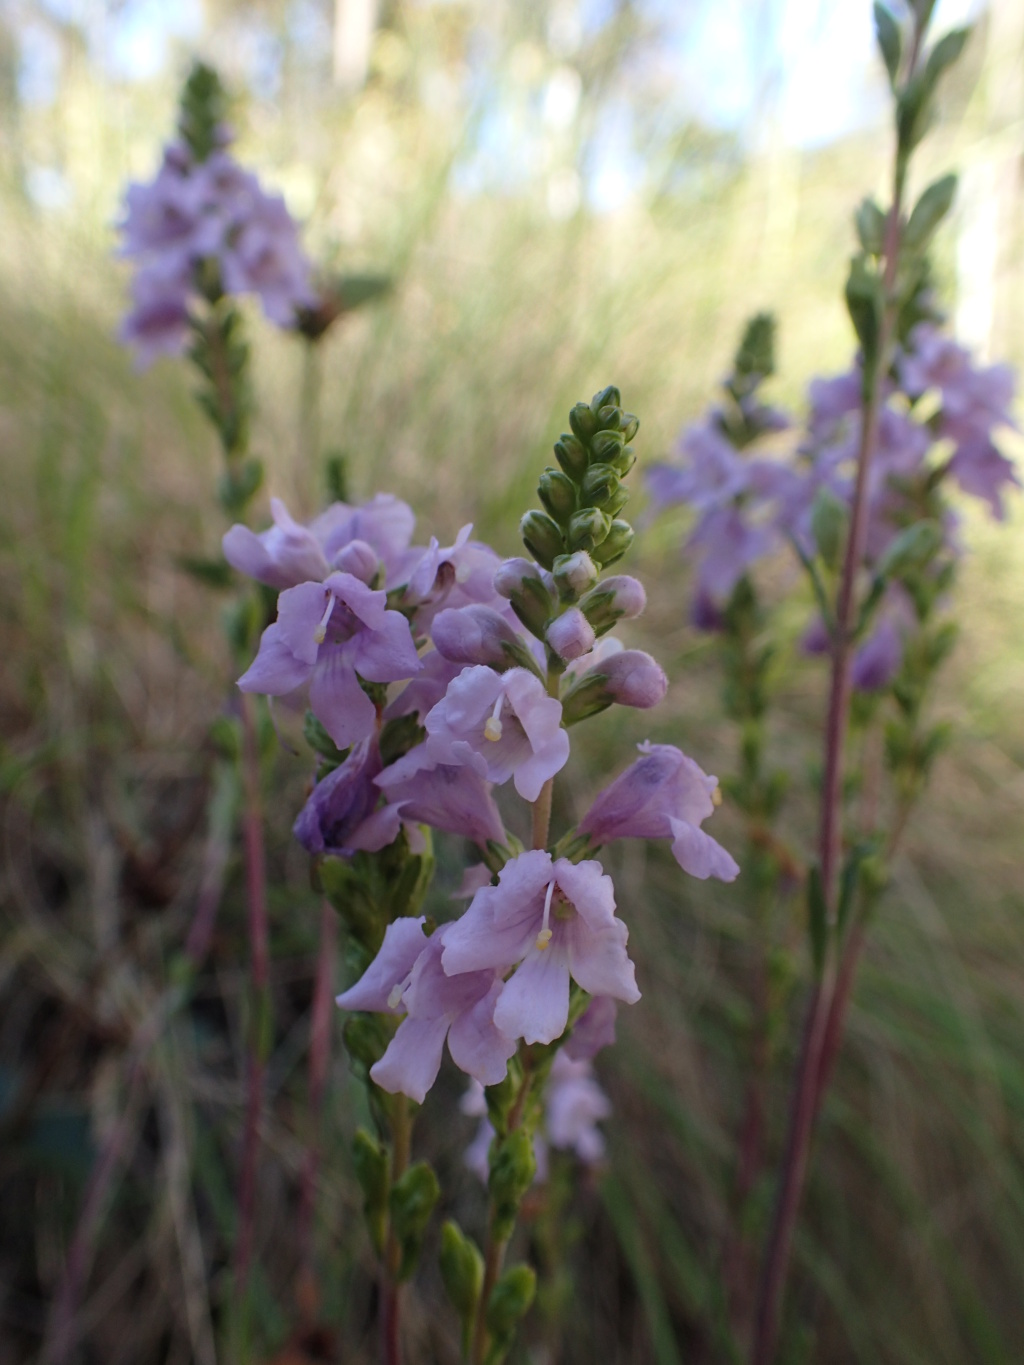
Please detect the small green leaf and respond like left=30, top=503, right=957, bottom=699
left=390, top=1162, right=440, bottom=1280
left=844, top=254, right=885, bottom=381
left=904, top=173, right=958, bottom=253
left=854, top=197, right=888, bottom=257
left=352, top=1128, right=389, bottom=1255
left=440, top=1219, right=484, bottom=1321
left=923, top=26, right=970, bottom=89
left=873, top=3, right=903, bottom=86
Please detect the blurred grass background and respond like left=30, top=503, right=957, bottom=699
left=1, top=1, right=1024, bottom=1362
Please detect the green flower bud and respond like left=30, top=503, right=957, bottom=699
left=552, top=551, right=599, bottom=602
left=553, top=433, right=588, bottom=480
left=569, top=402, right=599, bottom=443
left=592, top=519, right=634, bottom=567
left=352, top=1128, right=389, bottom=1255
left=538, top=468, right=577, bottom=526
left=489, top=1128, right=536, bottom=1241
left=580, top=463, right=621, bottom=510
left=493, top=558, right=555, bottom=638
left=440, top=1220, right=485, bottom=1321
left=567, top=507, right=611, bottom=553
left=589, top=429, right=625, bottom=464
left=591, top=384, right=621, bottom=412
left=390, top=1161, right=440, bottom=1281
left=486, top=1263, right=537, bottom=1345
left=520, top=510, right=565, bottom=570
left=607, top=443, right=636, bottom=477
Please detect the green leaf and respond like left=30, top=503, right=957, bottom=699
left=390, top=1161, right=440, bottom=1280
left=855, top=197, right=888, bottom=257
left=440, top=1219, right=484, bottom=1323
left=352, top=1128, right=389, bottom=1256
left=904, top=174, right=958, bottom=253
left=810, top=487, right=849, bottom=571
left=923, top=26, right=970, bottom=89
left=304, top=709, right=349, bottom=764
left=873, top=3, right=903, bottom=87
left=844, top=254, right=885, bottom=380
left=875, top=519, right=943, bottom=580
left=485, top=1263, right=536, bottom=1361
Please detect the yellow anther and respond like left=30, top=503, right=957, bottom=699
left=387, top=984, right=404, bottom=1010
left=483, top=717, right=503, bottom=742
left=313, top=625, right=326, bottom=644
left=712, top=785, right=723, bottom=807
left=535, top=927, right=553, bottom=951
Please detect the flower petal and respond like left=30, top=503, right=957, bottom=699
left=565, top=916, right=640, bottom=1004
left=668, top=818, right=740, bottom=881
left=493, top=945, right=570, bottom=1045
left=370, top=1014, right=451, bottom=1103
left=309, top=649, right=377, bottom=749
left=237, top=623, right=310, bottom=695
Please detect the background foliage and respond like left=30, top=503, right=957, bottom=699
left=1, top=1, right=1023, bottom=1361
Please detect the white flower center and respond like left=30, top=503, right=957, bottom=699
left=535, top=879, right=555, bottom=951
left=483, top=691, right=505, bottom=743
left=313, top=590, right=337, bottom=645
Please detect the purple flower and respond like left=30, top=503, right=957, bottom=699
left=851, top=616, right=904, bottom=692
left=293, top=736, right=405, bottom=857
left=441, top=851, right=640, bottom=1047
left=394, top=525, right=507, bottom=629
left=900, top=327, right=1016, bottom=426
left=118, top=264, right=192, bottom=367
left=237, top=572, right=420, bottom=749
left=340, top=921, right=517, bottom=1103
left=945, top=427, right=1020, bottom=519
left=432, top=605, right=530, bottom=669
left=219, top=184, right=315, bottom=326
left=564, top=995, right=618, bottom=1061
left=117, top=137, right=315, bottom=359
left=384, top=649, right=465, bottom=722
left=546, top=608, right=596, bottom=663
left=375, top=758, right=507, bottom=850
left=223, top=497, right=332, bottom=589
left=224, top=494, right=417, bottom=592
left=545, top=1052, right=611, bottom=1163
left=402, top=666, right=569, bottom=803
left=689, top=505, right=776, bottom=602
left=335, top=915, right=430, bottom=1014
left=580, top=741, right=739, bottom=881
left=561, top=643, right=668, bottom=721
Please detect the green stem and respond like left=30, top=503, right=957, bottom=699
left=382, top=1095, right=411, bottom=1365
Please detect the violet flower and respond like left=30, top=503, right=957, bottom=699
left=374, top=759, right=507, bottom=851
left=293, top=736, right=405, bottom=857
left=237, top=571, right=420, bottom=749
left=118, top=138, right=315, bottom=362
left=580, top=741, right=739, bottom=881
left=564, top=995, right=618, bottom=1061
left=545, top=1052, right=612, bottom=1163
left=441, top=850, right=640, bottom=1047
left=392, top=665, right=569, bottom=803
left=224, top=493, right=417, bottom=592
left=338, top=922, right=517, bottom=1103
